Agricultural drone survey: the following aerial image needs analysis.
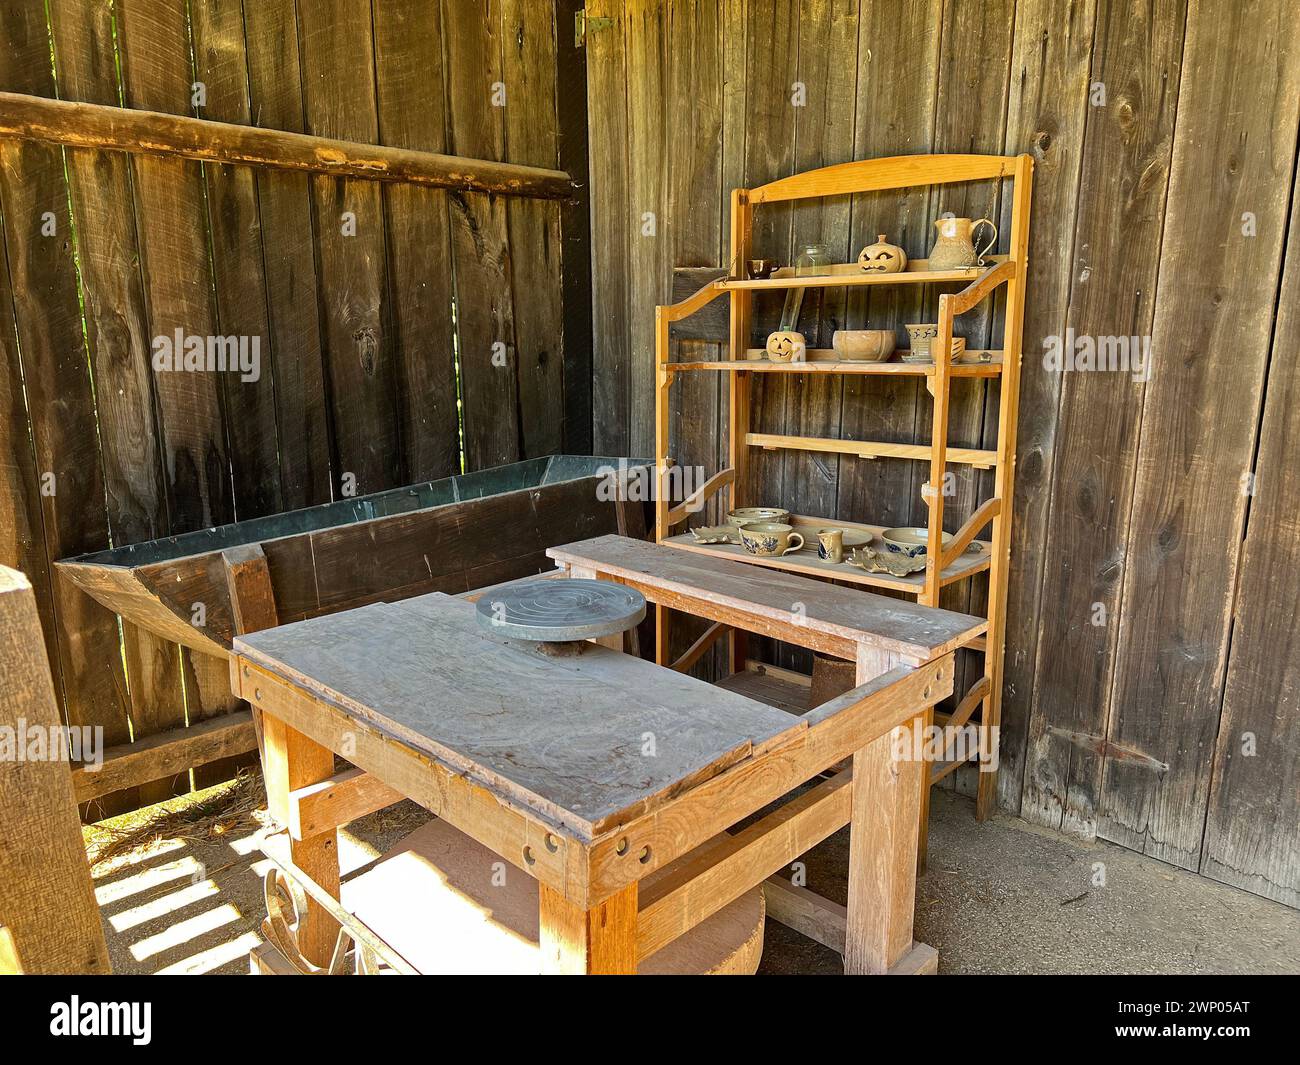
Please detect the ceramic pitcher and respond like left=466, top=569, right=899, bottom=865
left=928, top=216, right=998, bottom=269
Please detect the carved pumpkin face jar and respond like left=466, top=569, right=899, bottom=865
left=765, top=331, right=806, bottom=363
left=857, top=234, right=908, bottom=274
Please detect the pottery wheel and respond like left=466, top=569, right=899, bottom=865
left=475, top=579, right=645, bottom=643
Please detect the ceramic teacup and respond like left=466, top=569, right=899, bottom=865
left=816, top=528, right=844, bottom=564
left=740, top=522, right=805, bottom=557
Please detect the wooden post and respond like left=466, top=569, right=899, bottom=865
left=655, top=307, right=672, bottom=667
left=0, top=567, right=110, bottom=974
left=727, top=188, right=753, bottom=675
left=222, top=544, right=278, bottom=761
left=844, top=645, right=926, bottom=975
left=978, top=154, right=1033, bottom=821
left=538, top=883, right=638, bottom=974
left=260, top=711, right=340, bottom=968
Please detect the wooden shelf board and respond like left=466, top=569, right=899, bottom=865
left=662, top=515, right=992, bottom=594
left=719, top=256, right=1008, bottom=291
left=666, top=353, right=1003, bottom=377
left=746, top=433, right=998, bottom=468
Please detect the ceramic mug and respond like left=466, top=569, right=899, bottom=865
left=739, top=522, right=805, bottom=557
left=817, top=528, right=844, bottom=564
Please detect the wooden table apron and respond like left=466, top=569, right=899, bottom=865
left=231, top=536, right=977, bottom=974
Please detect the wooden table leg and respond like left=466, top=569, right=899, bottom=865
left=918, top=703, right=934, bottom=874
left=845, top=645, right=929, bottom=975
left=538, top=883, right=638, bottom=974
left=261, top=712, right=340, bottom=968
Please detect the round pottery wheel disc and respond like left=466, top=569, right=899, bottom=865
left=475, top=578, right=646, bottom=643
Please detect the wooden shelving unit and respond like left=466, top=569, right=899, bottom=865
left=652, top=153, right=1034, bottom=850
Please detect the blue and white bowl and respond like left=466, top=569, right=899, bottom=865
left=880, top=527, right=953, bottom=558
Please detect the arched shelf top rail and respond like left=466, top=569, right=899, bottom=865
left=747, top=153, right=1026, bottom=204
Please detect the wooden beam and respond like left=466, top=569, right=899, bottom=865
left=665, top=467, right=735, bottom=527
left=637, top=771, right=851, bottom=959
left=669, top=621, right=729, bottom=674
left=940, top=497, right=1002, bottom=569
left=0, top=90, right=574, bottom=200
left=288, top=768, right=405, bottom=839
left=222, top=544, right=279, bottom=634
left=762, top=876, right=846, bottom=952
left=0, top=568, right=110, bottom=974
left=71, top=711, right=257, bottom=803
left=585, top=656, right=951, bottom=902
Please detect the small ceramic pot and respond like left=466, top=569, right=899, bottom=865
left=880, top=527, right=953, bottom=558
left=747, top=258, right=778, bottom=280
left=728, top=507, right=790, bottom=528
left=766, top=330, right=806, bottom=362
left=740, top=522, right=805, bottom=557
left=832, top=329, right=896, bottom=362
left=816, top=528, right=844, bottom=564
left=903, top=325, right=966, bottom=362
left=857, top=233, right=907, bottom=274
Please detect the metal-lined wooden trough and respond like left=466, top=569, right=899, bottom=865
left=57, top=456, right=650, bottom=658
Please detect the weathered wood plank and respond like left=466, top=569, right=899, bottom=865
left=623, top=0, right=668, bottom=459
left=993, top=0, right=1097, bottom=812
left=1098, top=0, right=1300, bottom=868
left=0, top=568, right=111, bottom=974
left=587, top=0, right=632, bottom=453
left=1020, top=0, right=1186, bottom=835
left=373, top=0, right=460, bottom=483
left=117, top=0, right=235, bottom=804
left=502, top=0, right=566, bottom=458
left=190, top=0, right=284, bottom=520
left=0, top=2, right=132, bottom=769
left=243, top=0, right=333, bottom=509
left=117, top=0, right=232, bottom=532
left=72, top=711, right=258, bottom=804
left=555, top=0, right=595, bottom=454
left=1202, top=156, right=1300, bottom=908
left=442, top=0, right=522, bottom=472
left=663, top=0, right=725, bottom=677
left=741, top=0, right=800, bottom=533
left=299, top=0, right=399, bottom=497
left=925, top=0, right=1016, bottom=733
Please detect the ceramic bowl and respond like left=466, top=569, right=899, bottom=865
left=728, top=507, right=790, bottom=527
left=832, top=329, right=897, bottom=362
left=880, top=527, right=953, bottom=558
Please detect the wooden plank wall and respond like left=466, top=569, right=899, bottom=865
left=0, top=0, right=581, bottom=817
left=585, top=0, right=1300, bottom=908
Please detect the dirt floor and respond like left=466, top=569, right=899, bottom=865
left=86, top=772, right=1300, bottom=975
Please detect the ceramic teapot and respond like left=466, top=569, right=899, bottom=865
left=928, top=216, right=998, bottom=269
left=857, top=233, right=907, bottom=273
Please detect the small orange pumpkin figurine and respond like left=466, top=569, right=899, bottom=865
left=857, top=234, right=907, bottom=274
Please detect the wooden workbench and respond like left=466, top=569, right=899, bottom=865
left=231, top=536, right=982, bottom=974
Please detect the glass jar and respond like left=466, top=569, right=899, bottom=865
left=780, top=242, right=833, bottom=332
